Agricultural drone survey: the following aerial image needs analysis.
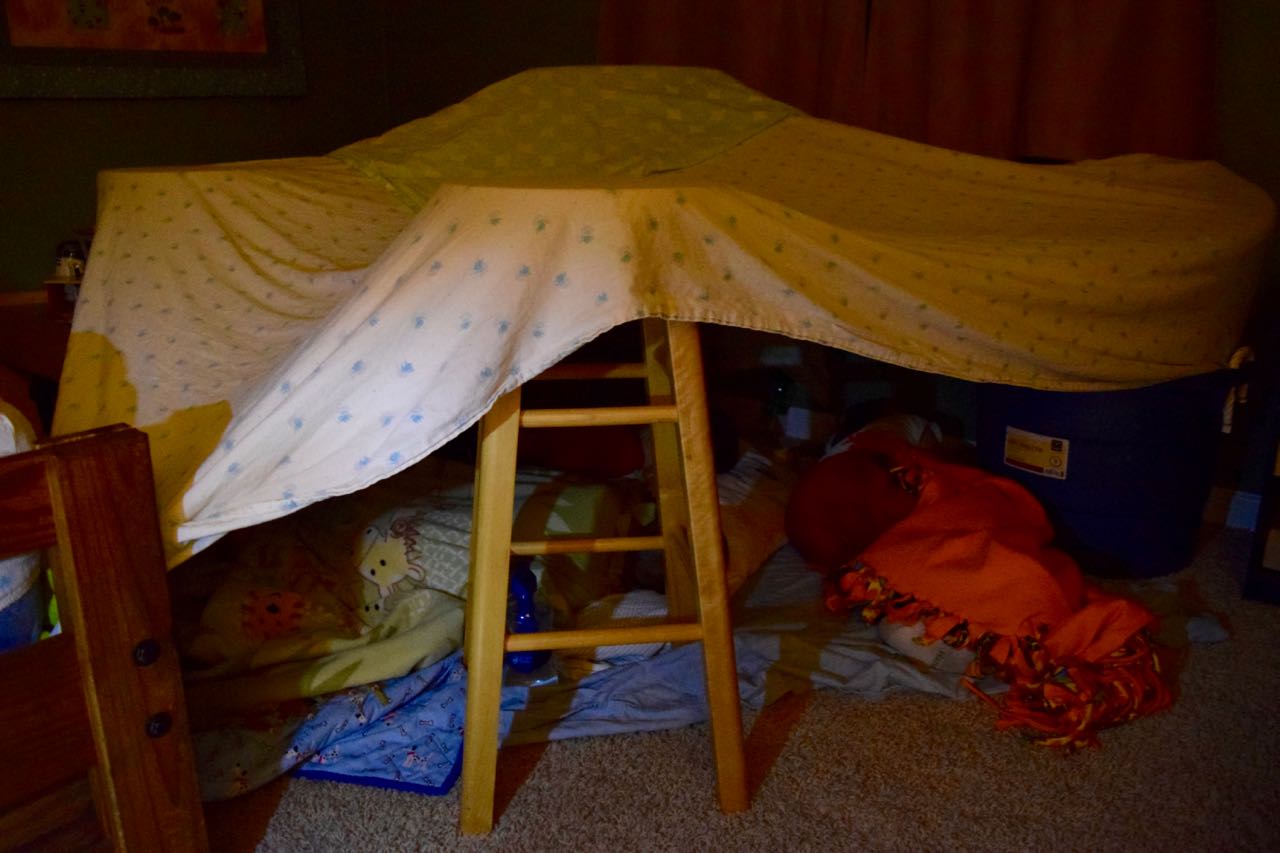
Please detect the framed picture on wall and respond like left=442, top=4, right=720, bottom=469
left=0, top=0, right=305, bottom=97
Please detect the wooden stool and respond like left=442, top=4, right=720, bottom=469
left=459, top=319, right=748, bottom=834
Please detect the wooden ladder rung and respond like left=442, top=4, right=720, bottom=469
left=504, top=621, right=703, bottom=653
left=510, top=534, right=665, bottom=556
left=534, top=362, right=648, bottom=381
left=519, top=405, right=677, bottom=428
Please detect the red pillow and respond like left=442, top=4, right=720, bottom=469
left=785, top=447, right=919, bottom=570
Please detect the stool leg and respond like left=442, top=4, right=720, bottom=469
left=460, top=387, right=522, bottom=835
left=666, top=321, right=749, bottom=813
left=642, top=318, right=696, bottom=622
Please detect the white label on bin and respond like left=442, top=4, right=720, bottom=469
left=1003, top=426, right=1069, bottom=479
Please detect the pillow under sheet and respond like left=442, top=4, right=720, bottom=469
left=0, top=400, right=41, bottom=648
left=717, top=449, right=797, bottom=595
left=351, top=470, right=641, bottom=621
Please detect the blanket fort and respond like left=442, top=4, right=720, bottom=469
left=52, top=66, right=1276, bottom=565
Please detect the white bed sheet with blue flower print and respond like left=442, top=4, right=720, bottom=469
left=52, top=66, right=1275, bottom=565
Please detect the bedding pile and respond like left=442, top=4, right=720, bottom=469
left=183, top=427, right=1221, bottom=797
left=50, top=65, right=1274, bottom=564
left=192, top=542, right=1003, bottom=800
left=794, top=426, right=1173, bottom=750
left=173, top=456, right=646, bottom=718
left=191, top=507, right=1220, bottom=799
left=179, top=446, right=798, bottom=797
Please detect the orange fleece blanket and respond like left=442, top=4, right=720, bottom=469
left=804, top=434, right=1172, bottom=749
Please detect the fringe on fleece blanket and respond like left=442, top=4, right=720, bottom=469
left=817, top=434, right=1173, bottom=750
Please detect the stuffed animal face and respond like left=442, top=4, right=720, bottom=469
left=356, top=534, right=422, bottom=598
left=240, top=588, right=308, bottom=642
left=350, top=504, right=472, bottom=622
left=353, top=521, right=428, bottom=627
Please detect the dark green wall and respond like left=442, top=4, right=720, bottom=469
left=0, top=0, right=600, bottom=292
left=1214, top=0, right=1280, bottom=492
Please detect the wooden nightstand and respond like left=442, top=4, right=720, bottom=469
left=0, top=291, right=72, bottom=433
left=0, top=290, right=72, bottom=382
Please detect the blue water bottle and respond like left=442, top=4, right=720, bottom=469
left=504, top=560, right=556, bottom=686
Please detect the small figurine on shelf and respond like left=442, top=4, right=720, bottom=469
left=53, top=240, right=85, bottom=280
left=44, top=237, right=89, bottom=322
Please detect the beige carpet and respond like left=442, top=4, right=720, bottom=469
left=213, top=526, right=1279, bottom=852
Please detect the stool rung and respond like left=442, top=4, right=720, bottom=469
left=535, top=362, right=647, bottom=381
left=510, top=534, right=665, bottom=556
left=519, top=405, right=677, bottom=428
left=504, top=622, right=703, bottom=653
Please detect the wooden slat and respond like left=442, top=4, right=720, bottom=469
left=504, top=621, right=702, bottom=653
left=0, top=634, right=94, bottom=810
left=534, top=362, right=647, bottom=381
left=0, top=776, right=100, bottom=850
left=519, top=404, right=678, bottom=428
left=0, top=291, right=47, bottom=306
left=510, top=534, right=664, bottom=556
left=0, top=453, right=55, bottom=559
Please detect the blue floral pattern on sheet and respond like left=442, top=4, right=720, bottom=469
left=53, top=68, right=1275, bottom=564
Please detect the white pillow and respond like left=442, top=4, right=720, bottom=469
left=0, top=399, right=35, bottom=456
left=0, top=401, right=40, bottom=613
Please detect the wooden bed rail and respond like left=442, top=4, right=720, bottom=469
left=460, top=319, right=748, bottom=835
left=0, top=425, right=207, bottom=851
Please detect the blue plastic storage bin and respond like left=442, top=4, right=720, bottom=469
left=976, top=372, right=1229, bottom=578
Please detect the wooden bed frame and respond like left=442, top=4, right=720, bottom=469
left=0, top=425, right=206, bottom=850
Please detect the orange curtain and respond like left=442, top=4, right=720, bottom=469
left=597, top=0, right=870, bottom=120
left=597, top=0, right=1216, bottom=161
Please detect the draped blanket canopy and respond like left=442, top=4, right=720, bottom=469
left=52, top=66, right=1275, bottom=564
